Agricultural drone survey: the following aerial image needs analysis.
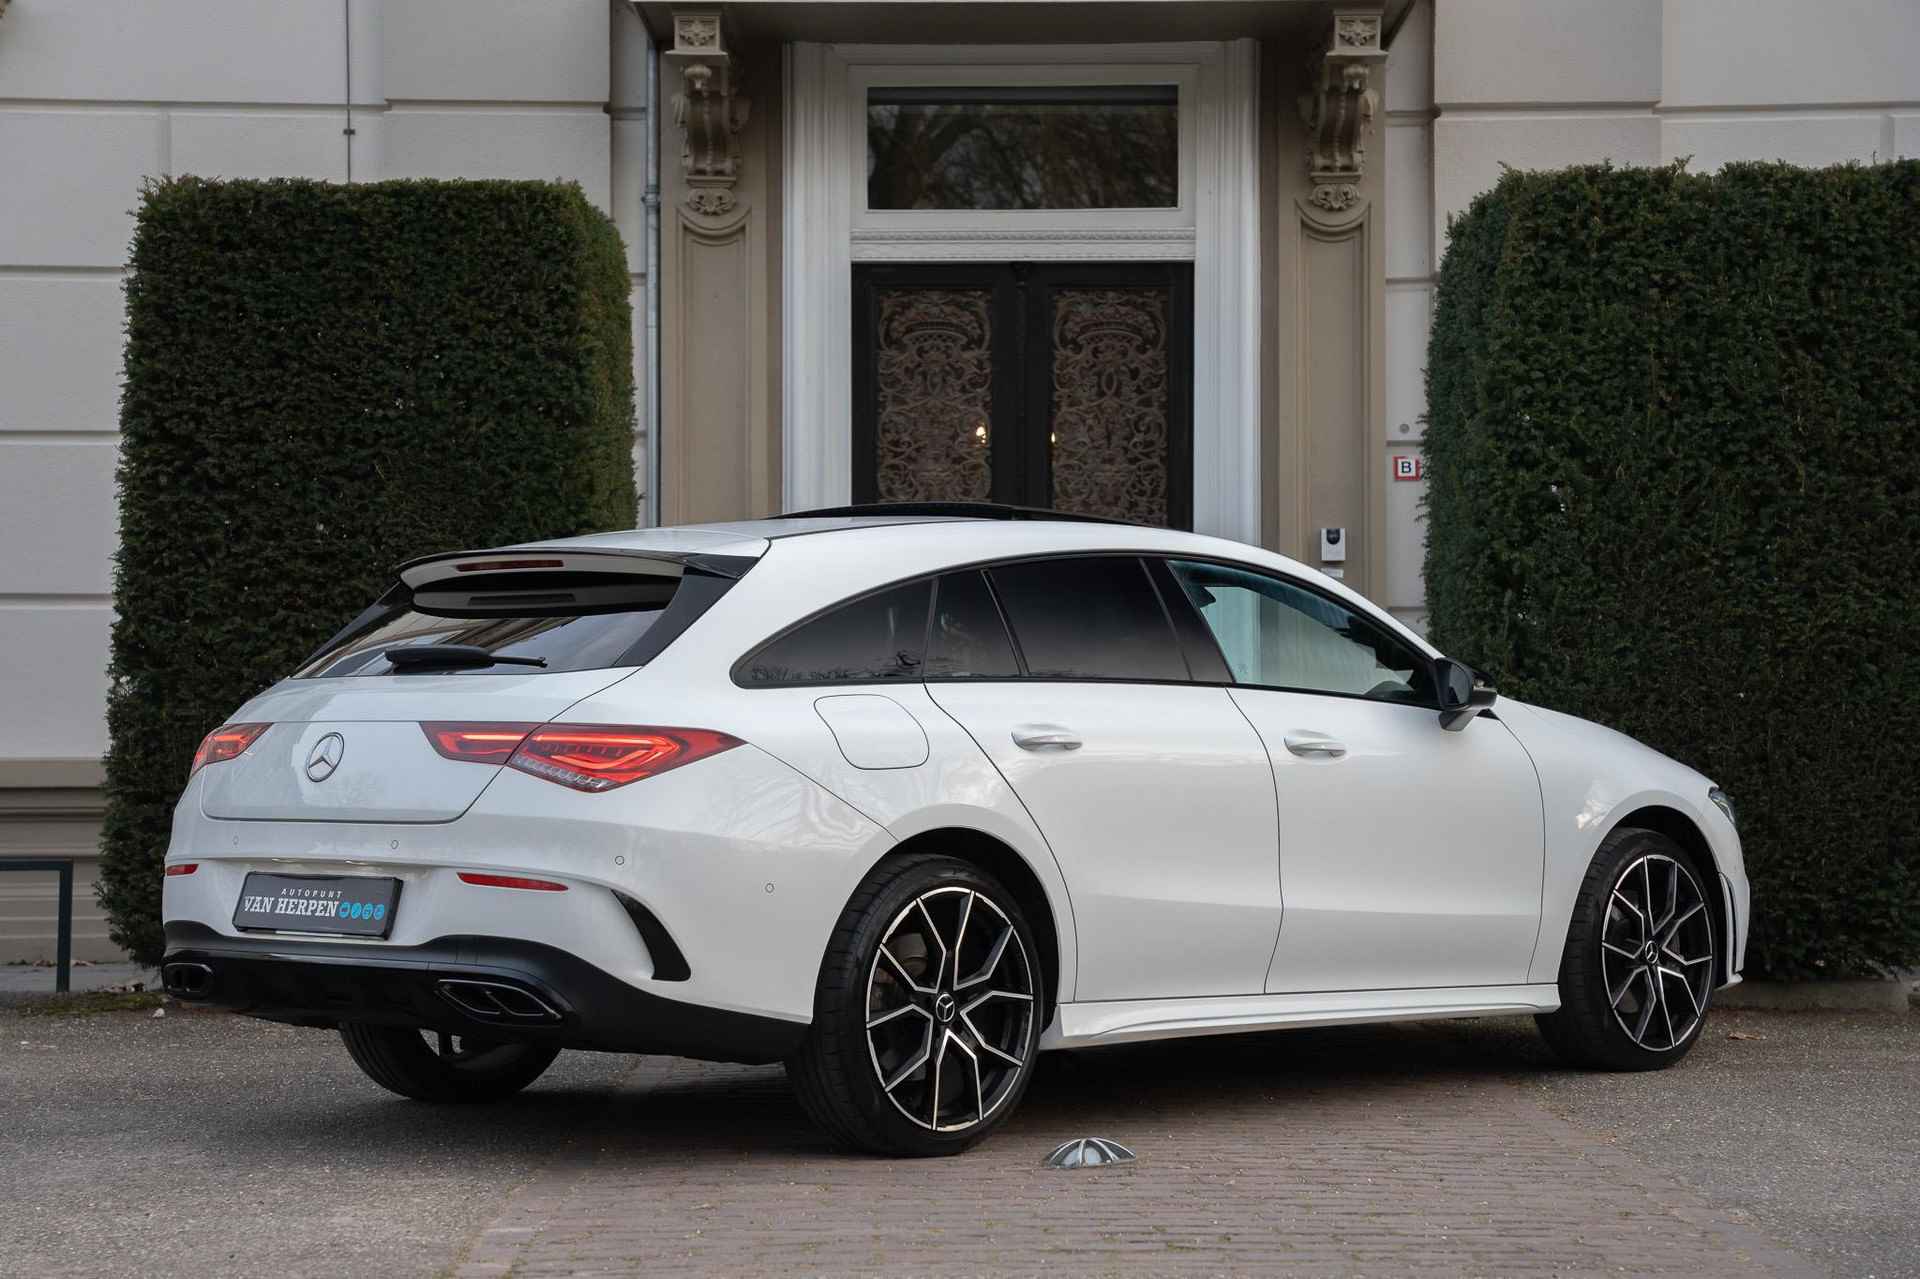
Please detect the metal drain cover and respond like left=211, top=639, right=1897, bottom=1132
left=1043, top=1137, right=1136, bottom=1169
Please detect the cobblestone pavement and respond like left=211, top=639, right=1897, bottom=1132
left=456, top=1018, right=1826, bottom=1279
left=7, top=1002, right=1914, bottom=1278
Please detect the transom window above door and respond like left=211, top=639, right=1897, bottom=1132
left=845, top=62, right=1201, bottom=250
left=866, top=85, right=1179, bottom=211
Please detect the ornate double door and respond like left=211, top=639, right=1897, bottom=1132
left=852, top=263, right=1194, bottom=528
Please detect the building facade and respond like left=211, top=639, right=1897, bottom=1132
left=1, top=0, right=1916, bottom=961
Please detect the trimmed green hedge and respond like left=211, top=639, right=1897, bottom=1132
left=100, top=178, right=636, bottom=964
left=1424, top=160, right=1920, bottom=979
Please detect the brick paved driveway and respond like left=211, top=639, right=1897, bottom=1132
left=458, top=1020, right=1818, bottom=1278
left=8, top=1003, right=1915, bottom=1277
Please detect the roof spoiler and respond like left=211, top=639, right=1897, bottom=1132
left=394, top=546, right=757, bottom=587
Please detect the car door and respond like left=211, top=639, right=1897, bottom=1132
left=925, top=556, right=1282, bottom=1002
left=1160, top=558, right=1544, bottom=994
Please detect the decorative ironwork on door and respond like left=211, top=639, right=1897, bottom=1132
left=871, top=288, right=995, bottom=504
left=853, top=263, right=1193, bottom=528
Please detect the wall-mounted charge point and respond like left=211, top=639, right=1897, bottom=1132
left=1319, top=526, right=1347, bottom=563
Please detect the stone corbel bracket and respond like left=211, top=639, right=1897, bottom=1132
left=667, top=9, right=751, bottom=220
left=1298, top=9, right=1386, bottom=218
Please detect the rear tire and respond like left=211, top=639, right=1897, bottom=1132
left=1536, top=827, right=1717, bottom=1071
left=340, top=1023, right=560, bottom=1102
left=787, top=853, right=1044, bottom=1157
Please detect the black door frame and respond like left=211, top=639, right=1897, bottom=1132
left=852, top=261, right=1194, bottom=528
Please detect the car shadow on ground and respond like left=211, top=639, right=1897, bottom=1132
left=188, top=1013, right=1570, bottom=1167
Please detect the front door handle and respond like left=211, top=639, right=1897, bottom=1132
left=1012, top=724, right=1082, bottom=752
left=1283, top=732, right=1347, bottom=758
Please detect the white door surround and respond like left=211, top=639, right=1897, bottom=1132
left=782, top=41, right=1261, bottom=540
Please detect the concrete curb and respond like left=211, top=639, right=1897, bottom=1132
left=1716, top=979, right=1912, bottom=1012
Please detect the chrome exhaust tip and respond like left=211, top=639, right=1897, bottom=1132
left=161, top=961, right=214, bottom=999
left=435, top=978, right=562, bottom=1023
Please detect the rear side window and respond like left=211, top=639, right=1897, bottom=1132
left=739, top=579, right=932, bottom=685
left=926, top=571, right=1020, bottom=678
left=296, top=567, right=728, bottom=678
left=987, top=557, right=1188, bottom=682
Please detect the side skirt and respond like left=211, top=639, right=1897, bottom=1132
left=1043, top=983, right=1562, bottom=1050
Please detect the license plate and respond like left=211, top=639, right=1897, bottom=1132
left=233, top=873, right=401, bottom=937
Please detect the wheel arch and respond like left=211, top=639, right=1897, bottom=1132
left=876, top=826, right=1066, bottom=1031
left=1608, top=804, right=1732, bottom=986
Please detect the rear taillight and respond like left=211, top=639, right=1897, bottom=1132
left=422, top=722, right=538, bottom=764
left=165, top=863, right=198, bottom=877
left=509, top=725, right=742, bottom=792
left=189, top=723, right=270, bottom=779
left=421, top=722, right=741, bottom=793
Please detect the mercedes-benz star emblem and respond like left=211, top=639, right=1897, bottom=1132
left=305, top=732, right=346, bottom=783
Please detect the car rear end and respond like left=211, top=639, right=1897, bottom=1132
left=158, top=534, right=828, bottom=1064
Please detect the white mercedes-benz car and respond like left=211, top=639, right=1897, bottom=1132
left=161, top=506, right=1748, bottom=1156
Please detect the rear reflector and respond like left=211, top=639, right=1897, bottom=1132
left=422, top=722, right=537, bottom=765
left=422, top=721, right=741, bottom=793
left=165, top=863, right=198, bottom=877
left=457, top=872, right=568, bottom=892
left=190, top=723, right=270, bottom=779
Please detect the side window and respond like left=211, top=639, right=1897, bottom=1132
left=1165, top=559, right=1435, bottom=704
left=926, top=571, right=1021, bottom=678
left=988, top=557, right=1189, bottom=682
left=740, top=579, right=931, bottom=685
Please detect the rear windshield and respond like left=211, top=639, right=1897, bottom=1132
left=296, top=567, right=723, bottom=678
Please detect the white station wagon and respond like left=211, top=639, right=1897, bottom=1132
left=161, top=507, right=1749, bottom=1156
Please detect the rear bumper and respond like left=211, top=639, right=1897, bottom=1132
left=162, top=742, right=894, bottom=1025
left=161, top=921, right=807, bottom=1065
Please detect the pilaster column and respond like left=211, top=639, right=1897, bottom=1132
left=1271, top=6, right=1391, bottom=598
left=656, top=7, right=779, bottom=523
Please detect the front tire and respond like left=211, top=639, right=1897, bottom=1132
left=1536, top=827, right=1717, bottom=1070
left=787, top=853, right=1043, bottom=1156
left=340, top=1023, right=561, bottom=1102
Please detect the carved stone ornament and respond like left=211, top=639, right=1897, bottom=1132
left=1309, top=183, right=1362, bottom=213
left=676, top=14, right=719, bottom=48
left=684, top=187, right=737, bottom=218
left=667, top=9, right=751, bottom=220
left=1299, top=7, right=1386, bottom=213
left=1335, top=14, right=1381, bottom=48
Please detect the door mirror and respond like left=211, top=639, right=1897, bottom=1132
left=1434, top=659, right=1497, bottom=731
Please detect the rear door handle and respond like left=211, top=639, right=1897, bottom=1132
left=1012, top=724, right=1082, bottom=752
left=1283, top=733, right=1347, bottom=758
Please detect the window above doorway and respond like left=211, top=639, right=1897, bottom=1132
left=843, top=59, right=1201, bottom=254
left=866, top=85, right=1179, bottom=211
